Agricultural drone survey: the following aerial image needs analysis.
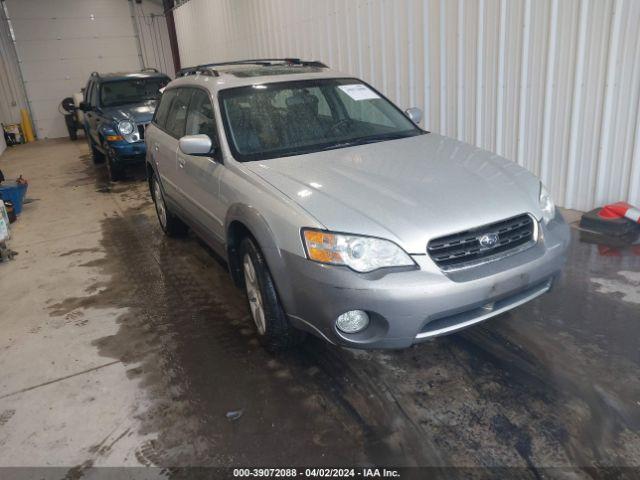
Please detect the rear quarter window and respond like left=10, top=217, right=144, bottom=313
left=164, top=89, right=193, bottom=139
left=154, top=89, right=177, bottom=129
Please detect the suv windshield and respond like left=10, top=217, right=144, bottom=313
left=219, top=78, right=423, bottom=161
left=100, top=78, right=168, bottom=107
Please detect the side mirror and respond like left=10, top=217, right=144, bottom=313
left=179, top=134, right=214, bottom=156
left=405, top=107, right=423, bottom=125
left=79, top=102, right=91, bottom=112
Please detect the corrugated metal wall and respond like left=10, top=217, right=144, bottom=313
left=131, top=1, right=175, bottom=77
left=6, top=0, right=143, bottom=138
left=4, top=0, right=174, bottom=138
left=0, top=2, right=29, bottom=130
left=173, top=0, right=640, bottom=211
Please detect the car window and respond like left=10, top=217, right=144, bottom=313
left=185, top=89, right=217, bottom=140
left=100, top=78, right=168, bottom=107
left=335, top=88, right=396, bottom=128
left=219, top=78, right=421, bottom=161
left=271, top=88, right=332, bottom=118
left=90, top=82, right=100, bottom=106
left=164, top=88, right=193, bottom=139
left=87, top=81, right=99, bottom=107
left=154, top=89, right=177, bottom=129
left=85, top=81, right=94, bottom=106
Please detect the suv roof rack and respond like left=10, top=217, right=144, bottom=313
left=176, top=58, right=329, bottom=78
left=141, top=67, right=159, bottom=73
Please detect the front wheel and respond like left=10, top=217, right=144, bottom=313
left=240, top=237, right=305, bottom=351
left=105, top=149, right=124, bottom=182
left=86, top=134, right=105, bottom=164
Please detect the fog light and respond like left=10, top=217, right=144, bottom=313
left=336, top=310, right=369, bottom=334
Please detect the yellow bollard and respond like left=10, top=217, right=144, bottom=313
left=20, top=108, right=35, bottom=142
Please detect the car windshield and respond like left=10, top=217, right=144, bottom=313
left=219, top=78, right=423, bottom=161
left=100, top=78, right=168, bottom=107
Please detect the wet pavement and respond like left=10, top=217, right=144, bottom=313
left=1, top=140, right=639, bottom=478
left=86, top=161, right=640, bottom=471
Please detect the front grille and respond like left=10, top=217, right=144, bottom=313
left=427, top=214, right=536, bottom=271
left=137, top=123, right=148, bottom=140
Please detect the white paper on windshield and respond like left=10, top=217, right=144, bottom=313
left=338, top=84, right=380, bottom=101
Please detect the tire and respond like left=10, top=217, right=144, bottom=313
left=240, top=237, right=305, bottom=351
left=106, top=149, right=124, bottom=182
left=151, top=174, right=188, bottom=237
left=87, top=135, right=105, bottom=164
left=65, top=115, right=78, bottom=141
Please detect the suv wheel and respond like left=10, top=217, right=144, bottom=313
left=87, top=135, right=105, bottom=164
left=151, top=174, right=188, bottom=237
left=240, top=237, right=305, bottom=351
left=105, top=148, right=124, bottom=182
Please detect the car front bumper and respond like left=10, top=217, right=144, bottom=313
left=106, top=141, right=147, bottom=164
left=280, top=213, right=571, bottom=349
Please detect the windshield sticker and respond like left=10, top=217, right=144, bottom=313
left=338, top=84, right=380, bottom=101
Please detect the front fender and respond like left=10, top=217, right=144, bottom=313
left=225, top=203, right=298, bottom=313
left=226, top=203, right=280, bottom=252
left=98, top=121, right=118, bottom=138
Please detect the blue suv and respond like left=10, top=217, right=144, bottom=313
left=80, top=69, right=170, bottom=181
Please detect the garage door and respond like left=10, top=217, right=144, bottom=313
left=5, top=0, right=142, bottom=139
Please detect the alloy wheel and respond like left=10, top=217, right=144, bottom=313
left=153, top=178, right=167, bottom=230
left=243, top=253, right=266, bottom=335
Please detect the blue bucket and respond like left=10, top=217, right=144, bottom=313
left=0, top=181, right=28, bottom=215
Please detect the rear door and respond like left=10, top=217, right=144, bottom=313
left=149, top=88, right=178, bottom=200
left=177, top=88, right=225, bottom=241
left=154, top=88, right=193, bottom=205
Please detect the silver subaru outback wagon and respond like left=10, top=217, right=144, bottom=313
left=145, top=58, right=570, bottom=351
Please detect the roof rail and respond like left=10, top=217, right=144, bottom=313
left=176, top=58, right=329, bottom=78
left=176, top=67, right=220, bottom=78
left=141, top=67, right=159, bottom=73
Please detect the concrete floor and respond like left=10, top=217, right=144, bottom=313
left=0, top=139, right=639, bottom=476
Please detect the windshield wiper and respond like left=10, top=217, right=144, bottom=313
left=318, top=141, right=360, bottom=151
left=254, top=132, right=419, bottom=160
left=319, top=133, right=415, bottom=151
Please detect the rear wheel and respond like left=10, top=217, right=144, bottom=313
left=240, top=237, right=305, bottom=351
left=151, top=174, right=188, bottom=237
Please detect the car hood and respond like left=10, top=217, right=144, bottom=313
left=245, top=133, right=543, bottom=254
left=101, top=100, right=157, bottom=125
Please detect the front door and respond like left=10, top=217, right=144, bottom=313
left=84, top=81, right=101, bottom=146
left=177, top=88, right=225, bottom=242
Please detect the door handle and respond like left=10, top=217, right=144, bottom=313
left=154, top=144, right=159, bottom=152
left=178, top=156, right=186, bottom=168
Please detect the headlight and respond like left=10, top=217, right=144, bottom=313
left=302, top=229, right=415, bottom=273
left=539, top=183, right=556, bottom=223
left=117, top=120, right=135, bottom=136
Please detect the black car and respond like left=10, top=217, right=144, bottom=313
left=80, top=69, right=170, bottom=181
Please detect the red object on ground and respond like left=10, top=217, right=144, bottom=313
left=598, top=202, right=640, bottom=223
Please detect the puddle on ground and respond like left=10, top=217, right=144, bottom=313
left=48, top=172, right=640, bottom=471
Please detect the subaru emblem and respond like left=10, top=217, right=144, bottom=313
left=479, top=232, right=499, bottom=248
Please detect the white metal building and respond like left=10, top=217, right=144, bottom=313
left=173, top=0, right=640, bottom=211
left=0, top=0, right=174, bottom=139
